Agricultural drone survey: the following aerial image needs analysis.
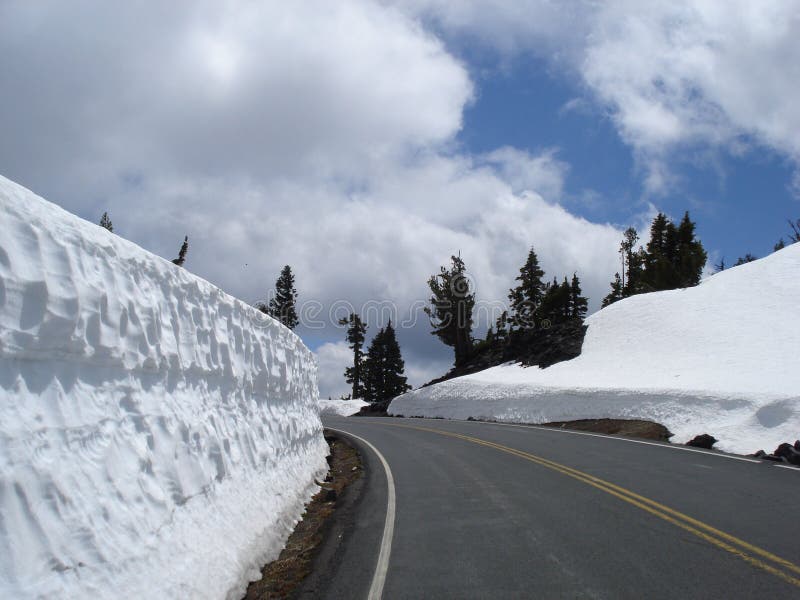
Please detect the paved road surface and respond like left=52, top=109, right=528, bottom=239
left=301, top=416, right=799, bottom=599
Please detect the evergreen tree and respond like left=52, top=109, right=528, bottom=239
left=381, top=322, right=410, bottom=400
left=734, top=253, right=757, bottom=266
left=602, top=273, right=624, bottom=308
left=774, top=239, right=786, bottom=252
left=788, top=218, right=800, bottom=243
left=644, top=214, right=678, bottom=291
left=537, top=277, right=572, bottom=324
left=620, top=227, right=644, bottom=295
left=494, top=310, right=510, bottom=345
left=714, top=257, right=726, bottom=272
left=425, top=254, right=475, bottom=367
left=508, top=247, right=546, bottom=329
left=362, top=323, right=410, bottom=403
left=267, top=265, right=299, bottom=329
left=361, top=328, right=383, bottom=403
left=99, top=212, right=113, bottom=232
left=569, top=273, right=588, bottom=320
left=339, top=313, right=368, bottom=399
left=674, top=212, right=707, bottom=287
left=172, top=235, right=189, bottom=267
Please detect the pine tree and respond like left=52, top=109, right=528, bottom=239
left=508, top=247, right=546, bottom=329
left=602, top=273, right=624, bottom=308
left=362, top=323, right=410, bottom=403
left=494, top=310, right=510, bottom=345
left=361, top=328, right=384, bottom=403
left=425, top=254, right=475, bottom=367
left=339, top=313, right=368, bottom=399
left=774, top=239, right=786, bottom=252
left=788, top=218, right=800, bottom=243
left=99, top=212, right=113, bottom=232
left=675, top=212, right=707, bottom=287
left=620, top=227, right=644, bottom=295
left=734, top=253, right=757, bottom=266
left=644, top=214, right=678, bottom=291
left=714, top=257, right=726, bottom=272
left=569, top=273, right=588, bottom=320
left=267, top=265, right=299, bottom=329
left=381, top=322, right=411, bottom=400
left=172, top=236, right=189, bottom=267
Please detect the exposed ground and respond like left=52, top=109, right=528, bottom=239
left=244, top=431, right=362, bottom=600
left=539, top=418, right=672, bottom=441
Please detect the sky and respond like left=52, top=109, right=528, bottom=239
left=1, top=1, right=798, bottom=399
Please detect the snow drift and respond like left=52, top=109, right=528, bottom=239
left=0, top=176, right=328, bottom=599
left=319, top=397, right=369, bottom=416
left=390, top=244, right=800, bottom=454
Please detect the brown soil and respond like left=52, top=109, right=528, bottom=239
left=243, top=431, right=362, bottom=600
left=540, top=418, right=672, bottom=441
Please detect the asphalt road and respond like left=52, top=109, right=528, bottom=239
left=306, top=416, right=800, bottom=599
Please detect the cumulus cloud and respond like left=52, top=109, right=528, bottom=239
left=315, top=341, right=354, bottom=400
left=401, top=0, right=800, bottom=194
left=0, top=0, right=623, bottom=392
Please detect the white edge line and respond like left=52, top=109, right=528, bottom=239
left=774, top=464, right=800, bottom=472
left=327, top=427, right=395, bottom=600
left=395, top=417, right=763, bottom=464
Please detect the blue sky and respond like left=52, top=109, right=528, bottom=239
left=1, top=1, right=798, bottom=397
left=458, top=52, right=798, bottom=265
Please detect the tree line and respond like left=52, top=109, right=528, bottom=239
left=99, top=208, right=798, bottom=405
left=601, top=211, right=706, bottom=307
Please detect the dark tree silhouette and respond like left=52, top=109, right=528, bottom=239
left=267, top=265, right=299, bottom=329
left=508, top=247, right=546, bottom=330
left=339, top=313, right=368, bottom=399
left=362, top=322, right=410, bottom=403
left=425, top=254, right=475, bottom=367
left=602, top=273, right=624, bottom=308
left=99, top=212, right=113, bottom=232
left=172, top=236, right=188, bottom=267
left=734, top=253, right=758, bottom=266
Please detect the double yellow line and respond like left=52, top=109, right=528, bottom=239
left=386, top=423, right=800, bottom=589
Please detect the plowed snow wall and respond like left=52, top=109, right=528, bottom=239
left=0, top=176, right=327, bottom=599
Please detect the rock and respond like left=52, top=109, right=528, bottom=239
left=794, top=440, right=800, bottom=452
left=774, top=443, right=800, bottom=466
left=752, top=450, right=783, bottom=462
left=686, top=434, right=718, bottom=449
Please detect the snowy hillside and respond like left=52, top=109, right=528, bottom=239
left=390, top=244, right=800, bottom=454
left=319, top=397, right=369, bottom=416
left=0, top=176, right=328, bottom=599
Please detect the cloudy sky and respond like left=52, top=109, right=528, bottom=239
left=1, top=1, right=798, bottom=398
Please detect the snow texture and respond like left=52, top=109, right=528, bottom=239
left=390, top=245, right=800, bottom=454
left=0, top=175, right=328, bottom=599
left=318, top=397, right=369, bottom=416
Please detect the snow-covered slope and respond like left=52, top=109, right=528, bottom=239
left=319, top=397, right=369, bottom=416
left=390, top=245, right=800, bottom=454
left=0, top=176, right=328, bottom=599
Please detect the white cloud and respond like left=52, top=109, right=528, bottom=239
left=0, top=0, right=624, bottom=395
left=315, top=341, right=354, bottom=400
left=478, top=147, right=568, bottom=200
left=400, top=0, right=800, bottom=193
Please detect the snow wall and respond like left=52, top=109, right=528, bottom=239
left=0, top=175, right=328, bottom=599
left=389, top=243, right=800, bottom=455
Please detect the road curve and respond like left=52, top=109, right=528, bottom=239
left=312, top=416, right=800, bottom=599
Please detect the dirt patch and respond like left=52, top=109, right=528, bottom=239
left=244, top=431, right=362, bottom=600
left=540, top=418, right=672, bottom=441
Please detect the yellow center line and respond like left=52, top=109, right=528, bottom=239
left=379, top=422, right=800, bottom=589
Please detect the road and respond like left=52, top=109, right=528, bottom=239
left=302, top=416, right=800, bottom=599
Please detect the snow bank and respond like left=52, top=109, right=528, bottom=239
left=0, top=176, right=328, bottom=599
left=318, top=397, right=369, bottom=416
left=390, top=245, right=800, bottom=454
